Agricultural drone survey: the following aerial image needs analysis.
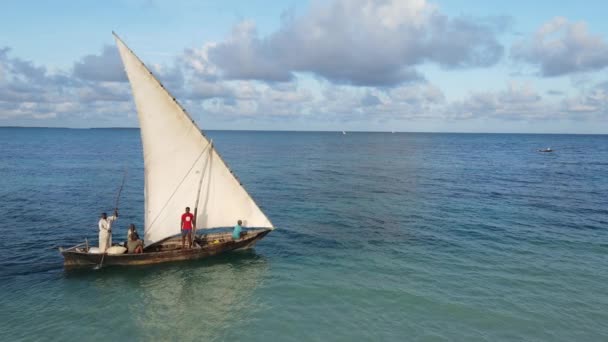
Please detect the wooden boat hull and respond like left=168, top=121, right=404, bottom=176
left=60, top=228, right=271, bottom=268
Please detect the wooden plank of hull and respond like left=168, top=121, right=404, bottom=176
left=61, top=229, right=271, bottom=268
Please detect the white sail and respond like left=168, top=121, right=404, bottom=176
left=114, top=33, right=273, bottom=246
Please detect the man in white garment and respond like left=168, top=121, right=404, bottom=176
left=99, top=209, right=118, bottom=251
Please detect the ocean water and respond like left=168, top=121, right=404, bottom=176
left=0, top=127, right=607, bottom=341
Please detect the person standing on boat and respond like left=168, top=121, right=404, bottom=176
left=99, top=209, right=118, bottom=251
left=181, top=207, right=194, bottom=249
left=232, top=220, right=243, bottom=240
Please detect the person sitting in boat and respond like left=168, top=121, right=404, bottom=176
left=98, top=209, right=118, bottom=252
left=181, top=207, right=194, bottom=249
left=232, top=220, right=243, bottom=240
left=127, top=223, right=137, bottom=241
left=126, top=231, right=144, bottom=254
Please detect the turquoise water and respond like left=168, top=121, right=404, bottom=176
left=1, top=128, right=607, bottom=341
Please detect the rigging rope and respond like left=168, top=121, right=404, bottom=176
left=145, top=142, right=212, bottom=235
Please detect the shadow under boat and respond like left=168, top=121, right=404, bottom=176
left=59, top=228, right=271, bottom=269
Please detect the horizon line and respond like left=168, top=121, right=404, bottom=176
left=0, top=126, right=606, bottom=135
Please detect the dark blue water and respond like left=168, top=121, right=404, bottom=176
left=1, top=128, right=607, bottom=341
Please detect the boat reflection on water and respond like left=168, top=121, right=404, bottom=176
left=64, top=250, right=269, bottom=340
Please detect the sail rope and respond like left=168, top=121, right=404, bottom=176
left=193, top=141, right=212, bottom=238
left=145, top=142, right=212, bottom=235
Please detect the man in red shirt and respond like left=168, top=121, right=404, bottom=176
left=181, top=207, right=194, bottom=249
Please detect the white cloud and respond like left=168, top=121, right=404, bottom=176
left=450, top=82, right=546, bottom=119
left=561, top=84, right=608, bottom=115
left=512, top=17, right=608, bottom=76
left=0, top=46, right=133, bottom=124
left=73, top=45, right=127, bottom=82
left=198, top=0, right=506, bottom=86
left=450, top=81, right=607, bottom=120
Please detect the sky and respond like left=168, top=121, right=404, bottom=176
left=0, top=0, right=607, bottom=133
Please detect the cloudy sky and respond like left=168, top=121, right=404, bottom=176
left=1, top=0, right=607, bottom=133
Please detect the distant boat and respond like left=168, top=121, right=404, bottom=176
left=60, top=33, right=274, bottom=268
left=342, top=131, right=346, bottom=135
left=538, top=147, right=553, bottom=153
